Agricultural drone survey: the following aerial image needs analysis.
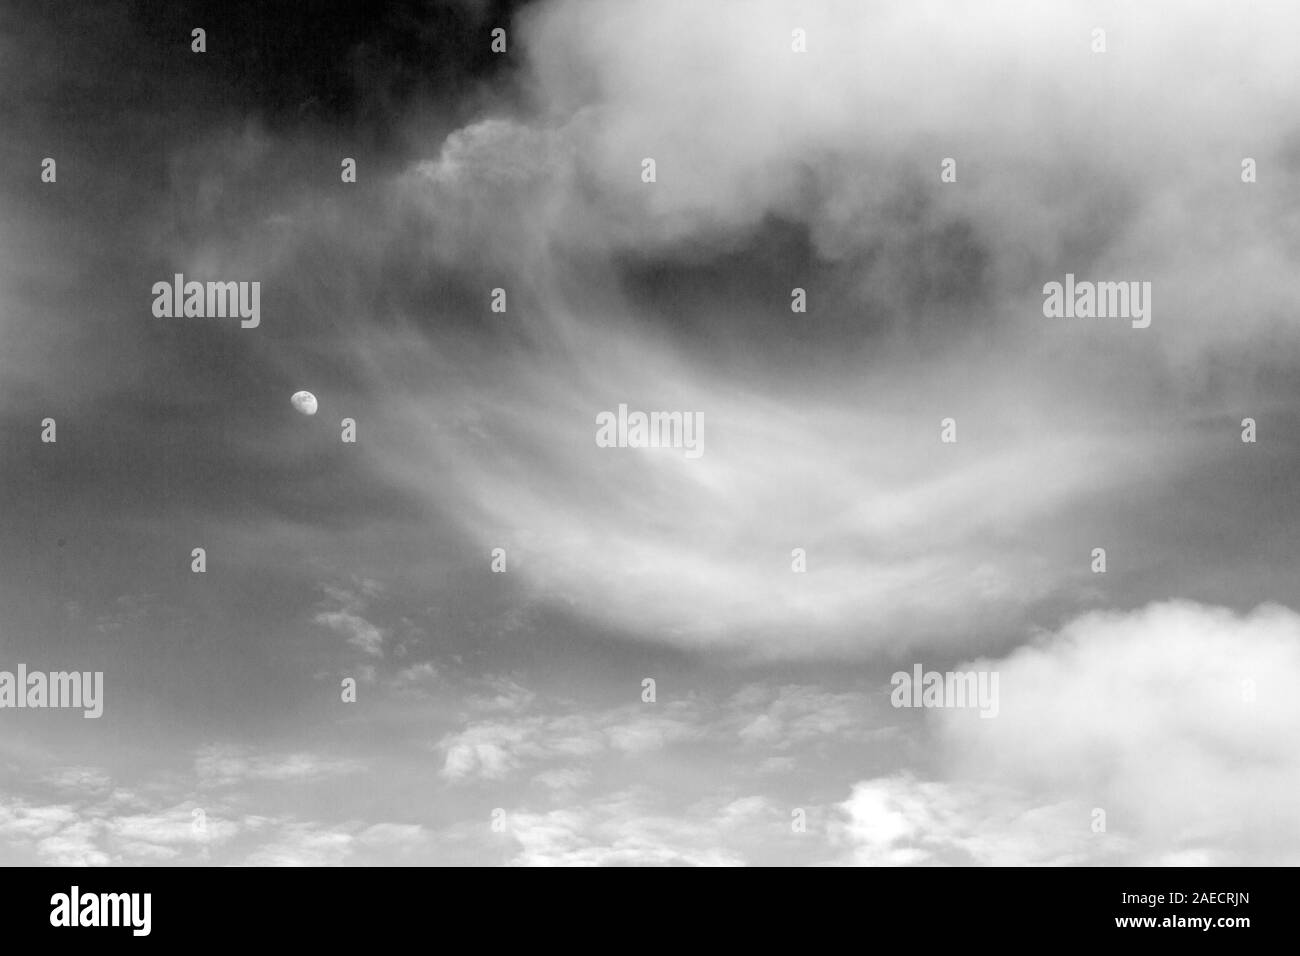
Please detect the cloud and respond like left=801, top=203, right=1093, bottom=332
left=436, top=683, right=884, bottom=784
left=832, top=774, right=1101, bottom=866
left=7, top=602, right=1292, bottom=866
left=38, top=766, right=113, bottom=794
left=0, top=794, right=218, bottom=865
left=0, top=801, right=80, bottom=840
left=5, top=0, right=1300, bottom=871
left=241, top=823, right=356, bottom=866
left=36, top=821, right=111, bottom=867
left=531, top=767, right=592, bottom=793
left=44, top=0, right=1296, bottom=665
left=357, top=823, right=428, bottom=848
left=436, top=711, right=617, bottom=782
left=313, top=583, right=388, bottom=657
left=464, top=675, right=536, bottom=713
left=328, top=0, right=1300, bottom=659
left=194, top=746, right=364, bottom=788
left=423, top=0, right=1300, bottom=354
left=502, top=791, right=765, bottom=866
left=730, top=684, right=877, bottom=750
left=107, top=805, right=235, bottom=853
left=393, top=660, right=440, bottom=687
left=0, top=770, right=422, bottom=866
left=834, top=601, right=1300, bottom=865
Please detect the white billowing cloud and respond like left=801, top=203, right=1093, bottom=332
left=835, top=601, right=1300, bottom=865
left=833, top=774, right=1105, bottom=866
left=410, top=0, right=1300, bottom=351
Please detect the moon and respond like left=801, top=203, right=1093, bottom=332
left=291, top=390, right=318, bottom=416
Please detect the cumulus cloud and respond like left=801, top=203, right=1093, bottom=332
left=834, top=601, right=1300, bottom=865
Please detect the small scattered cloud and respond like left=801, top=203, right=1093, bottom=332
left=313, top=582, right=388, bottom=657
left=194, top=745, right=364, bottom=788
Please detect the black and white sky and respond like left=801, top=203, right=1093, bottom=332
left=2, top=0, right=1299, bottom=865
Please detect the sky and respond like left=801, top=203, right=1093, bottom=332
left=1, top=0, right=1299, bottom=865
